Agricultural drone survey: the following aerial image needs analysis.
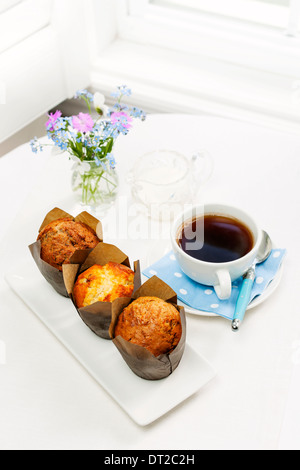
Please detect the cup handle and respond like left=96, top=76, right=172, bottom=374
left=214, top=269, right=232, bottom=300
left=191, top=150, right=214, bottom=186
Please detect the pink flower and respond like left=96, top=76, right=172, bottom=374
left=46, top=110, right=62, bottom=131
left=72, top=113, right=94, bottom=133
left=111, top=111, right=133, bottom=130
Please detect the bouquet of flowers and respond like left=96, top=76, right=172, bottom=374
left=30, top=86, right=146, bottom=207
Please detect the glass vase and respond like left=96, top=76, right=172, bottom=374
left=71, top=160, right=119, bottom=210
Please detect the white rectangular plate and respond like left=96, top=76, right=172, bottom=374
left=5, top=257, right=216, bottom=426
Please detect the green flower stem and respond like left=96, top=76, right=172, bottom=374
left=100, top=175, right=118, bottom=196
left=82, top=96, right=92, bottom=114
left=78, top=165, right=118, bottom=206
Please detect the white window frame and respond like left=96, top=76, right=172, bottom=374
left=146, top=0, right=299, bottom=34
left=122, top=0, right=300, bottom=77
left=88, top=0, right=300, bottom=135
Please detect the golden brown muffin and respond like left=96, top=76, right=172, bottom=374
left=73, top=262, right=135, bottom=308
left=114, top=296, right=182, bottom=357
left=37, top=218, right=100, bottom=271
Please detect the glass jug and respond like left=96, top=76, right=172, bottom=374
left=127, top=149, right=213, bottom=220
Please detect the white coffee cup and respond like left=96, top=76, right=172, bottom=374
left=171, top=203, right=262, bottom=300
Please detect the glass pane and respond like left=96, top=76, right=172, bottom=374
left=255, top=0, right=290, bottom=5
left=150, top=0, right=291, bottom=28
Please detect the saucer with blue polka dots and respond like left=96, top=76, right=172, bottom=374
left=143, top=249, right=286, bottom=321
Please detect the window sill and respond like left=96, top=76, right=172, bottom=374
left=90, top=39, right=300, bottom=135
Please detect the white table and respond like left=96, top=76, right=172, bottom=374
left=0, top=114, right=299, bottom=450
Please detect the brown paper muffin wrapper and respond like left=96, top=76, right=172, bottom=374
left=109, top=276, right=186, bottom=381
left=63, top=242, right=142, bottom=340
left=29, top=207, right=103, bottom=297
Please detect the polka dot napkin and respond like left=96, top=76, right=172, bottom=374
left=143, top=249, right=286, bottom=320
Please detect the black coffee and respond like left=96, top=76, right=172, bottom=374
left=178, top=214, right=254, bottom=263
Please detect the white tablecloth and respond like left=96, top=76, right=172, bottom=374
left=0, top=114, right=299, bottom=450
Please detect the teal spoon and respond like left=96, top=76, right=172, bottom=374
left=231, top=230, right=272, bottom=332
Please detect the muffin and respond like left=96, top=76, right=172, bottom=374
left=73, top=262, right=135, bottom=308
left=114, top=296, right=182, bottom=357
left=37, top=218, right=100, bottom=271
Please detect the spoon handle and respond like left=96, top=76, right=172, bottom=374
left=231, top=267, right=256, bottom=331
